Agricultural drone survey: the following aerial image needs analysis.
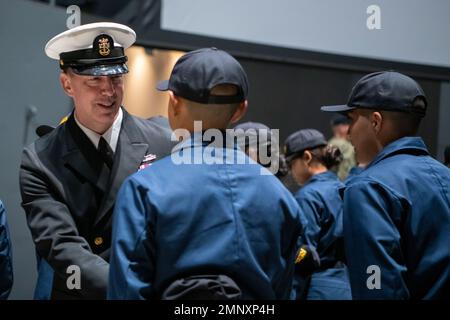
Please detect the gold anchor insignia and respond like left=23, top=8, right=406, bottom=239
left=98, top=37, right=110, bottom=56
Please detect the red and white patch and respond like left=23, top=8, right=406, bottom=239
left=138, top=153, right=157, bottom=171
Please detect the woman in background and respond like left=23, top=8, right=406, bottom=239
left=285, top=129, right=351, bottom=300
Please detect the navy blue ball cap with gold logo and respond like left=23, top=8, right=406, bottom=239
left=156, top=47, right=249, bottom=104
left=45, top=22, right=136, bottom=76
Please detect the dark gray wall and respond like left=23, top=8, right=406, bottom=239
left=437, top=82, right=450, bottom=162
left=0, top=0, right=72, bottom=299
left=238, top=59, right=441, bottom=156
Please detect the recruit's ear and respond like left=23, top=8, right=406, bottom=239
left=168, top=90, right=182, bottom=116
left=371, top=111, right=383, bottom=134
left=229, top=100, right=248, bottom=124
left=167, top=90, right=188, bottom=132
left=303, top=150, right=313, bottom=165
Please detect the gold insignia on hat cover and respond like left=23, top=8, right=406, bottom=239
left=98, top=37, right=110, bottom=56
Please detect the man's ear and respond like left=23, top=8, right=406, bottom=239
left=229, top=100, right=248, bottom=124
left=303, top=150, right=312, bottom=165
left=168, top=90, right=182, bottom=116
left=371, top=111, right=383, bottom=134
left=59, top=72, right=74, bottom=97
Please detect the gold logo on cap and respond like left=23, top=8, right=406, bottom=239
left=98, top=37, right=110, bottom=56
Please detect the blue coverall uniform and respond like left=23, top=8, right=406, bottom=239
left=294, top=171, right=351, bottom=300
left=343, top=137, right=450, bottom=299
left=108, top=134, right=304, bottom=299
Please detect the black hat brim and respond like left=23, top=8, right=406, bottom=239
left=71, top=63, right=128, bottom=76
left=321, top=104, right=355, bottom=113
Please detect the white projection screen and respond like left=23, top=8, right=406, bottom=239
left=161, top=0, right=450, bottom=68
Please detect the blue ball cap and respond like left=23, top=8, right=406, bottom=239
left=330, top=113, right=351, bottom=126
left=157, top=47, right=249, bottom=104
left=321, top=71, right=427, bottom=116
left=284, top=129, right=327, bottom=160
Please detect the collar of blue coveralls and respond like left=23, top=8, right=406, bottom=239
left=365, top=136, right=429, bottom=170
left=307, top=171, right=339, bottom=185
left=171, top=130, right=240, bottom=153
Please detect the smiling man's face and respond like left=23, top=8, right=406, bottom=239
left=60, top=69, right=124, bottom=134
